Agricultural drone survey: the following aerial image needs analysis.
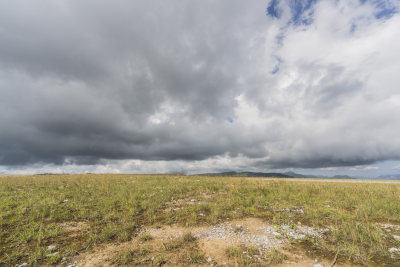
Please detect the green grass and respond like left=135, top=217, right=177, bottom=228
left=1, top=174, right=400, bottom=266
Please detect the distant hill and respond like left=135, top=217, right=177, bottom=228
left=283, top=171, right=322, bottom=178
left=332, top=175, right=355, bottom=179
left=196, top=171, right=400, bottom=180
left=378, top=174, right=400, bottom=180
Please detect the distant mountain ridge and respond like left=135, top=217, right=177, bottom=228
left=378, top=174, right=400, bottom=179
left=197, top=171, right=400, bottom=180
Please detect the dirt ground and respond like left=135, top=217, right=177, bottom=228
left=60, top=218, right=360, bottom=267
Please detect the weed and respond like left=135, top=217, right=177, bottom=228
left=182, top=232, right=197, bottom=242
left=47, top=252, right=61, bottom=264
left=139, top=232, right=154, bottom=242
left=266, top=249, right=287, bottom=264
left=187, top=250, right=207, bottom=264
left=226, top=246, right=240, bottom=257
left=163, top=239, right=183, bottom=251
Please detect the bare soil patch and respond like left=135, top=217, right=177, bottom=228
left=67, top=218, right=360, bottom=266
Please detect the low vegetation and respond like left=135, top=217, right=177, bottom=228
left=1, top=174, right=400, bottom=266
left=226, top=245, right=286, bottom=266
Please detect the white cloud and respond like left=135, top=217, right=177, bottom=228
left=393, top=165, right=400, bottom=170
left=350, top=165, right=379, bottom=171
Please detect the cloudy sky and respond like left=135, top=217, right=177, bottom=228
left=1, top=0, right=400, bottom=176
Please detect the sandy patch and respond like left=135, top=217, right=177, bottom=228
left=70, top=243, right=119, bottom=267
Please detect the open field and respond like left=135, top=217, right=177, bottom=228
left=1, top=174, right=400, bottom=266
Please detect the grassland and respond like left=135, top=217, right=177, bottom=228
left=1, top=174, right=400, bottom=266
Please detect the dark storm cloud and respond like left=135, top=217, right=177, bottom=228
left=1, top=0, right=400, bottom=170
left=255, top=155, right=398, bottom=169
left=0, top=0, right=263, bottom=164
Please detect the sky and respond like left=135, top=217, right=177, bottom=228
left=1, top=0, right=400, bottom=177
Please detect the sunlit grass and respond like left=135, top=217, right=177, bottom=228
left=1, top=174, right=399, bottom=265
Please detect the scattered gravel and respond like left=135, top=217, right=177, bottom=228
left=14, top=263, right=27, bottom=267
left=145, top=219, right=329, bottom=250
left=389, top=247, right=400, bottom=253
left=389, top=247, right=400, bottom=259
left=377, top=223, right=400, bottom=231
left=273, top=207, right=304, bottom=214
left=277, top=225, right=330, bottom=240
left=197, top=222, right=284, bottom=250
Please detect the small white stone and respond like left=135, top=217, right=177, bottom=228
left=47, top=245, right=56, bottom=251
left=207, top=257, right=212, bottom=262
left=15, top=263, right=28, bottom=267
left=46, top=252, right=59, bottom=257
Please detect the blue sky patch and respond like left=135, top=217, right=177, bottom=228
left=267, top=0, right=398, bottom=24
left=267, top=0, right=318, bottom=25
left=271, top=56, right=282, bottom=74
left=361, top=0, right=398, bottom=19
left=267, top=0, right=282, bottom=18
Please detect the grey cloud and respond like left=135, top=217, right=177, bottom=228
left=1, top=0, right=400, bottom=170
